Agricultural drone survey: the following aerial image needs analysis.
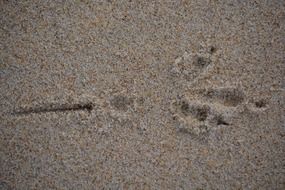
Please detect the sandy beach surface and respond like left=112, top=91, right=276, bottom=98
left=1, top=0, right=284, bottom=189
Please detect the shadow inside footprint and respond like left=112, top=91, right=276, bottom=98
left=204, top=88, right=245, bottom=107
left=191, top=105, right=210, bottom=121
left=170, top=53, right=212, bottom=83
left=210, top=46, right=217, bottom=54
left=184, top=55, right=212, bottom=81
left=254, top=99, right=268, bottom=108
left=194, top=56, right=211, bottom=68
left=110, top=95, right=134, bottom=111
left=178, top=124, right=209, bottom=142
left=180, top=101, right=191, bottom=115
left=178, top=101, right=210, bottom=121
left=0, top=181, right=11, bottom=190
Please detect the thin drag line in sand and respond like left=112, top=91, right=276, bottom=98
left=12, top=102, right=93, bottom=116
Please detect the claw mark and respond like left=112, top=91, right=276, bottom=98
left=215, top=115, right=230, bottom=126
left=13, top=103, right=93, bottom=115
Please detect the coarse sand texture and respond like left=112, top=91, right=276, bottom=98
left=0, top=0, right=285, bottom=189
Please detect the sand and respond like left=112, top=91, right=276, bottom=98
left=0, top=0, right=284, bottom=189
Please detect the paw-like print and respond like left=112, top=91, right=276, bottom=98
left=170, top=47, right=218, bottom=84
left=171, top=87, right=268, bottom=141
